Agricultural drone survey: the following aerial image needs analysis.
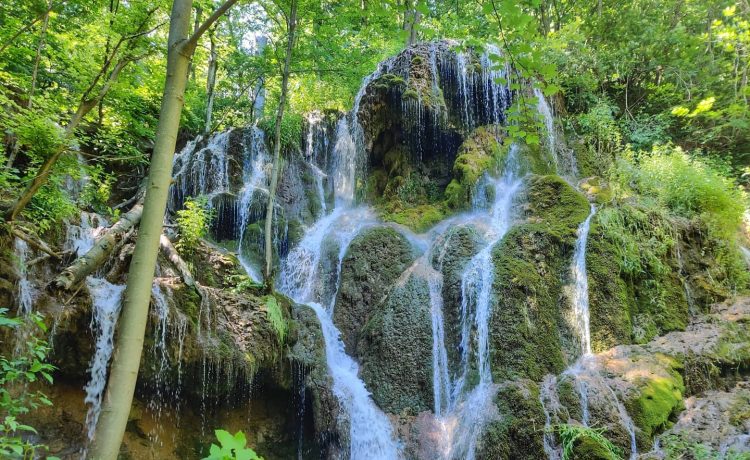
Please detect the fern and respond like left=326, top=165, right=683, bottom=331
left=557, top=423, right=623, bottom=460
left=264, top=296, right=287, bottom=343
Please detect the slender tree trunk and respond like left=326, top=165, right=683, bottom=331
left=188, top=6, right=202, bottom=80
left=87, top=0, right=238, bottom=456
left=28, top=4, right=50, bottom=109
left=264, top=0, right=297, bottom=283
left=204, top=28, right=218, bottom=134
left=86, top=2, right=193, bottom=457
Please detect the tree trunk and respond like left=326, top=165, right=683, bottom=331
left=87, top=0, right=238, bottom=456
left=159, top=234, right=195, bottom=286
left=52, top=204, right=143, bottom=291
left=28, top=4, right=50, bottom=109
left=204, top=27, right=218, bottom=134
left=264, top=0, right=297, bottom=283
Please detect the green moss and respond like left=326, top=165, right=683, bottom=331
left=489, top=176, right=589, bottom=381
left=515, top=141, right=556, bottom=176
left=379, top=203, right=445, bottom=233
left=264, top=295, right=287, bottom=344
left=403, top=88, right=419, bottom=100
left=476, top=380, right=547, bottom=459
left=445, top=125, right=506, bottom=210
left=557, top=425, right=622, bottom=460
left=624, top=357, right=685, bottom=438
left=372, top=73, right=406, bottom=91
left=525, top=175, right=591, bottom=243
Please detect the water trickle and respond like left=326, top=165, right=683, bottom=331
left=236, top=127, right=271, bottom=282
left=83, top=277, right=126, bottom=441
left=453, top=146, right=523, bottom=405
left=308, top=303, right=400, bottom=459
left=429, top=272, right=451, bottom=417
left=572, top=204, right=596, bottom=355
left=540, top=375, right=563, bottom=460
left=534, top=88, right=560, bottom=170
left=13, top=238, right=35, bottom=315
left=170, top=130, right=232, bottom=205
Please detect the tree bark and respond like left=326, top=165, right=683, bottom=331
left=87, top=0, right=238, bottom=457
left=264, top=0, right=297, bottom=283
left=204, top=27, right=218, bottom=134
left=28, top=4, right=51, bottom=109
left=52, top=204, right=143, bottom=291
left=159, top=234, right=195, bottom=286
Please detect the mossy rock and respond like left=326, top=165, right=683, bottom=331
left=623, top=354, right=685, bottom=439
left=379, top=203, right=446, bottom=233
left=445, top=125, right=506, bottom=210
left=358, top=274, right=433, bottom=414
left=332, top=226, right=415, bottom=354
left=571, top=435, right=621, bottom=460
left=489, top=175, right=589, bottom=380
left=475, top=380, right=547, bottom=459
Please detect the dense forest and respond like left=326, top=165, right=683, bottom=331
left=1, top=0, right=749, bottom=459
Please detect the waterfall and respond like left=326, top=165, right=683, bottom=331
left=305, top=111, right=329, bottom=216
left=83, top=277, right=126, bottom=441
left=572, top=205, right=596, bottom=355
left=236, top=127, right=271, bottom=282
left=171, top=130, right=232, bottom=204
left=13, top=238, right=35, bottom=315
left=429, top=272, right=451, bottom=417
left=540, top=375, right=563, bottom=460
left=453, top=146, right=523, bottom=404
left=741, top=246, right=750, bottom=270
left=308, top=303, right=401, bottom=459
left=534, top=88, right=560, bottom=171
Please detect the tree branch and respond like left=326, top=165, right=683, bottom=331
left=185, top=0, right=241, bottom=50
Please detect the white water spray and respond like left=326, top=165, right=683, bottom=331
left=83, top=277, right=126, bottom=441
left=572, top=205, right=596, bottom=355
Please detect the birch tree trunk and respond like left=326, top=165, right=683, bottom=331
left=87, top=0, right=238, bottom=456
left=205, top=27, right=218, bottom=134
left=264, top=0, right=298, bottom=283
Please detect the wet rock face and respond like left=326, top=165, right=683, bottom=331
left=359, top=274, right=433, bottom=415
left=332, top=226, right=415, bottom=354
left=431, top=225, right=483, bottom=375
left=489, top=175, right=590, bottom=381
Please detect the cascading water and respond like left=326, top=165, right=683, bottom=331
left=308, top=303, right=401, bottom=459
left=13, top=238, right=35, bottom=315
left=443, top=147, right=523, bottom=459
left=429, top=272, right=451, bottom=417
left=236, top=127, right=271, bottom=281
left=83, top=277, right=126, bottom=441
left=572, top=204, right=596, bottom=355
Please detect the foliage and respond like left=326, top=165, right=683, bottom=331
left=202, top=429, right=261, bottom=460
left=556, top=423, right=622, bottom=460
left=257, top=112, right=303, bottom=154
left=176, top=196, right=214, bottom=255
left=263, top=296, right=287, bottom=344
left=0, top=309, right=56, bottom=460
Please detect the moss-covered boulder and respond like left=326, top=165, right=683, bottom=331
left=489, top=175, right=589, bottom=381
left=332, top=226, right=415, bottom=354
left=475, top=380, right=547, bottom=459
left=431, top=225, right=484, bottom=373
left=358, top=274, right=433, bottom=414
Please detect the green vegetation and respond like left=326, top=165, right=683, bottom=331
left=0, top=310, right=56, bottom=459
left=263, top=295, right=287, bottom=344
left=203, top=430, right=261, bottom=460
left=557, top=424, right=622, bottom=460
left=176, top=196, right=215, bottom=256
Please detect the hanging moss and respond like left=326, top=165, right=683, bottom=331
left=264, top=295, right=288, bottom=344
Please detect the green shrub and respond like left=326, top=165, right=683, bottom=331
left=202, top=429, right=261, bottom=460
left=0, top=309, right=56, bottom=459
left=176, top=196, right=214, bottom=255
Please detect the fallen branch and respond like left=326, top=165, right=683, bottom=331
left=11, top=227, right=60, bottom=258
left=51, top=203, right=143, bottom=290
left=159, top=234, right=195, bottom=287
